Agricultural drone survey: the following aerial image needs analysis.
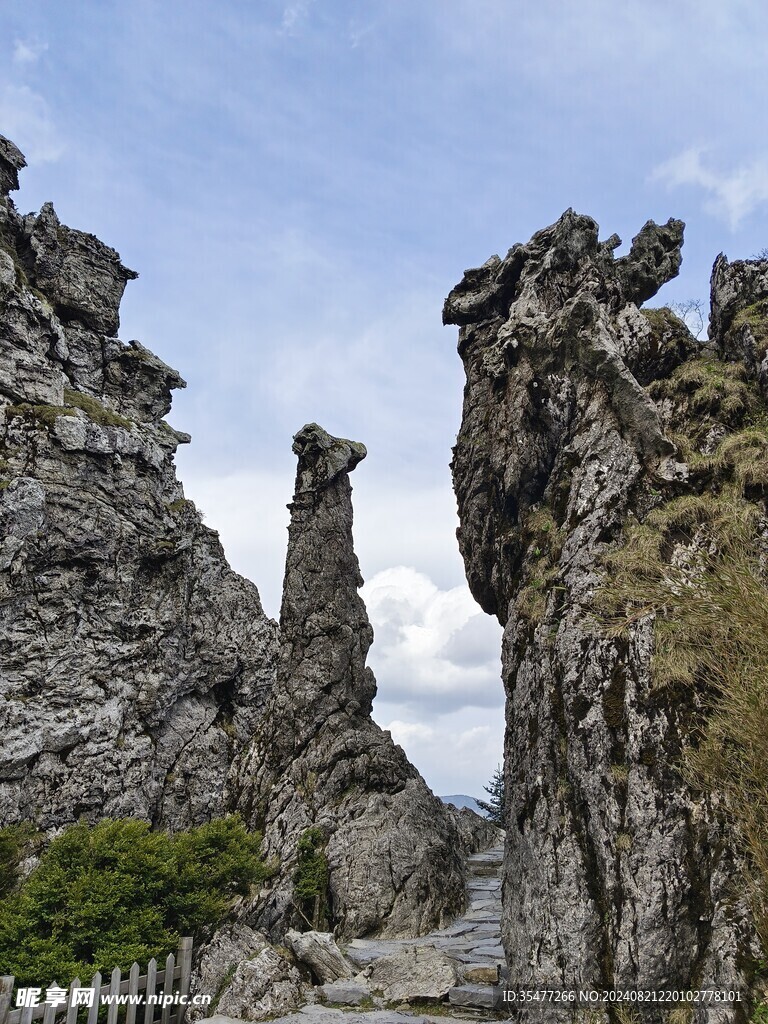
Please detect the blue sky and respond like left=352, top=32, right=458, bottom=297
left=2, top=0, right=767, bottom=794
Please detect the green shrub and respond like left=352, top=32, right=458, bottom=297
left=0, top=816, right=265, bottom=985
left=293, top=827, right=329, bottom=930
left=0, top=822, right=38, bottom=900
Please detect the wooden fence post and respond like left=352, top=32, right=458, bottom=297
left=142, top=959, right=157, bottom=1024
left=65, top=979, right=81, bottom=1024
left=105, top=967, right=121, bottom=1024
left=176, top=938, right=193, bottom=1024
left=159, top=954, right=174, bottom=1024
left=85, top=972, right=101, bottom=1024
left=125, top=963, right=140, bottom=1024
left=0, top=977, right=13, bottom=1024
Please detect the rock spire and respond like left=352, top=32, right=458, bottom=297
left=234, top=422, right=466, bottom=939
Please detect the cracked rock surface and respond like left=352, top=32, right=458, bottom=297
left=445, top=211, right=760, bottom=1022
left=232, top=423, right=466, bottom=940
left=0, top=135, right=277, bottom=829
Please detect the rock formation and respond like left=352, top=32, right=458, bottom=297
left=232, top=423, right=466, bottom=940
left=0, top=135, right=277, bottom=829
left=0, top=135, right=470, bottom=946
left=445, top=211, right=764, bottom=1021
left=710, top=252, right=768, bottom=395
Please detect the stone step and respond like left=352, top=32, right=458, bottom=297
left=468, top=876, right=501, bottom=887
left=467, top=852, right=504, bottom=867
left=461, top=963, right=501, bottom=985
left=464, top=914, right=501, bottom=925
left=448, top=985, right=503, bottom=1010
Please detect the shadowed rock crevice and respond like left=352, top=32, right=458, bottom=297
left=233, top=423, right=466, bottom=941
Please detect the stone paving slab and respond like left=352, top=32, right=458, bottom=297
left=460, top=927, right=500, bottom=939
left=448, top=985, right=504, bottom=1010
left=468, top=945, right=504, bottom=958
left=462, top=911, right=500, bottom=923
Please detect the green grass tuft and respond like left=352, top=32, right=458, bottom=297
left=63, top=388, right=132, bottom=428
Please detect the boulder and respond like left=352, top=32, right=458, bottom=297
left=216, top=946, right=304, bottom=1021
left=461, top=963, right=499, bottom=984
left=284, top=930, right=354, bottom=983
left=367, top=945, right=459, bottom=1002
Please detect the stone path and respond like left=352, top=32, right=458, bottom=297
left=200, top=843, right=506, bottom=1024
left=342, top=842, right=505, bottom=1013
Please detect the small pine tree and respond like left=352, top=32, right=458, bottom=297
left=477, top=765, right=506, bottom=826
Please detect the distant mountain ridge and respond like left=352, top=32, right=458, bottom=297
left=440, top=794, right=486, bottom=816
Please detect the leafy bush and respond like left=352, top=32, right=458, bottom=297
left=0, top=822, right=37, bottom=900
left=0, top=816, right=265, bottom=986
left=293, top=826, right=329, bottom=930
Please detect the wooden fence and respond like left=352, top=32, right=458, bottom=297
left=0, top=939, right=193, bottom=1024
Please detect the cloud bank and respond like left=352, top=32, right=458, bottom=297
left=653, top=148, right=768, bottom=230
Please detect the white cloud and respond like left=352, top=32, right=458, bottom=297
left=179, top=463, right=472, bottom=619
left=281, top=1, right=314, bottom=35
left=362, top=565, right=503, bottom=713
left=386, top=720, right=435, bottom=745
left=0, top=84, right=64, bottom=164
left=378, top=704, right=504, bottom=796
left=13, top=39, right=48, bottom=65
left=652, top=148, right=768, bottom=229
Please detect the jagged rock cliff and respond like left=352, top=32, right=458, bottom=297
left=232, top=423, right=466, bottom=940
left=445, top=211, right=764, bottom=1022
left=0, top=136, right=277, bottom=828
left=0, top=137, right=468, bottom=945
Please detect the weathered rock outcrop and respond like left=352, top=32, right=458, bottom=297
left=232, top=423, right=465, bottom=940
left=1, top=138, right=467, bottom=960
left=445, top=805, right=503, bottom=855
left=711, top=252, right=768, bottom=395
left=190, top=923, right=308, bottom=1022
left=0, top=136, right=277, bottom=829
left=445, top=211, right=762, bottom=1021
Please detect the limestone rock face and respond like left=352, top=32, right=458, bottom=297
left=233, top=424, right=465, bottom=940
left=445, top=805, right=504, bottom=855
left=710, top=252, right=768, bottom=395
left=0, top=135, right=277, bottom=829
left=190, top=923, right=307, bottom=1022
left=445, top=211, right=758, bottom=1021
left=215, top=946, right=305, bottom=1022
